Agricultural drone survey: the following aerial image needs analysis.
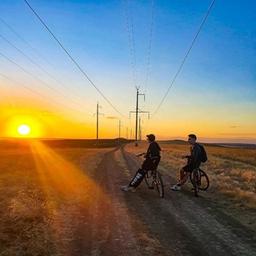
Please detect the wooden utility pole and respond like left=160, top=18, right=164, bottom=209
left=95, top=102, right=104, bottom=140
left=129, top=87, right=150, bottom=145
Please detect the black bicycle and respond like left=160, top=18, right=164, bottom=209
left=136, top=153, right=164, bottom=198
left=144, top=169, right=164, bottom=198
left=190, top=168, right=209, bottom=197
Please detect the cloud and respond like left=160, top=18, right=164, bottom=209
left=218, top=133, right=256, bottom=136
left=106, top=116, right=118, bottom=120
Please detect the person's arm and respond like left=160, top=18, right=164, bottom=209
left=144, top=145, right=151, bottom=158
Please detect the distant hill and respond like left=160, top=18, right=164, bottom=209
left=160, top=139, right=187, bottom=145
left=0, top=138, right=131, bottom=149
left=159, top=140, right=256, bottom=149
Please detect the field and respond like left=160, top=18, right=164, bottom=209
left=125, top=141, right=256, bottom=230
left=0, top=139, right=110, bottom=256
left=0, top=139, right=256, bottom=255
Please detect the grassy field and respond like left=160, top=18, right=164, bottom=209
left=0, top=139, right=111, bottom=256
left=1, top=139, right=256, bottom=255
left=125, top=141, right=256, bottom=230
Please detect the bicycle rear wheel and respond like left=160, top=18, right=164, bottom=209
left=191, top=170, right=199, bottom=197
left=144, top=171, right=154, bottom=189
left=198, top=169, right=210, bottom=191
left=154, top=172, right=164, bottom=198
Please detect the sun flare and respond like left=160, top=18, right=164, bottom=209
left=17, top=124, right=31, bottom=136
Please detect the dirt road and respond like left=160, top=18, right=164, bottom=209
left=54, top=147, right=256, bottom=256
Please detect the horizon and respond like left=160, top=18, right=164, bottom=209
left=1, top=136, right=256, bottom=145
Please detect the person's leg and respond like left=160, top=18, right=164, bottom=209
left=171, top=165, right=190, bottom=191
left=121, top=168, right=146, bottom=191
left=129, top=168, right=146, bottom=188
left=178, top=170, right=190, bottom=185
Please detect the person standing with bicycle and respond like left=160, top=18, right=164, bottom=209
left=121, top=134, right=161, bottom=192
left=171, top=134, right=202, bottom=191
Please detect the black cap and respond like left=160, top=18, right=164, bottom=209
left=146, top=134, right=155, bottom=141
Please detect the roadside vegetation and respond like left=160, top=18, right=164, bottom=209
left=125, top=141, right=256, bottom=230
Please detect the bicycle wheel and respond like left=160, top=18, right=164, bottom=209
left=198, top=169, right=210, bottom=191
left=144, top=171, right=154, bottom=189
left=190, top=170, right=199, bottom=197
left=154, top=172, right=164, bottom=198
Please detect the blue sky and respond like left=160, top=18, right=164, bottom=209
left=0, top=0, right=256, bottom=142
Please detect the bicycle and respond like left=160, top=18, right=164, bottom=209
left=136, top=153, right=164, bottom=198
left=190, top=168, right=209, bottom=197
left=144, top=168, right=164, bottom=198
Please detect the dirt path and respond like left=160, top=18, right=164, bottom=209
left=54, top=147, right=256, bottom=256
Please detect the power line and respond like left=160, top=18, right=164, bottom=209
left=0, top=33, right=88, bottom=108
left=0, top=16, right=53, bottom=67
left=144, top=0, right=155, bottom=94
left=0, top=72, right=92, bottom=116
left=0, top=51, right=75, bottom=100
left=23, top=0, right=125, bottom=118
left=124, top=0, right=137, bottom=88
left=0, top=51, right=94, bottom=115
left=152, top=0, right=216, bottom=116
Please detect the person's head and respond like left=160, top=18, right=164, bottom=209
left=188, top=134, right=197, bottom=145
left=146, top=134, right=155, bottom=142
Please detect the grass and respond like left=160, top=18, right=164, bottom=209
left=125, top=141, right=256, bottom=229
left=0, top=140, right=110, bottom=256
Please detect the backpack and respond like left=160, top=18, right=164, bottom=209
left=199, top=144, right=208, bottom=163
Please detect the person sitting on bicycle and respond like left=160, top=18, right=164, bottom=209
left=121, top=134, right=161, bottom=192
left=171, top=134, right=201, bottom=191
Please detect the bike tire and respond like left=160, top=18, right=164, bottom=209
left=154, top=172, right=164, bottom=198
left=191, top=171, right=199, bottom=197
left=144, top=172, right=152, bottom=188
left=198, top=169, right=210, bottom=191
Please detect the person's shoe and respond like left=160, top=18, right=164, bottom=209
left=121, top=185, right=136, bottom=192
left=170, top=184, right=181, bottom=191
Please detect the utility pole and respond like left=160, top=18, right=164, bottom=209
left=94, top=102, right=104, bottom=140
left=139, top=117, right=141, bottom=141
left=118, top=120, right=121, bottom=139
left=129, top=87, right=150, bottom=146
left=96, top=102, right=99, bottom=140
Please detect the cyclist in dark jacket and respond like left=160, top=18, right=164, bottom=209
left=121, top=134, right=161, bottom=192
left=171, top=134, right=202, bottom=191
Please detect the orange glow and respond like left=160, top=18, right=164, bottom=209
left=5, top=115, right=43, bottom=138
left=30, top=140, right=109, bottom=203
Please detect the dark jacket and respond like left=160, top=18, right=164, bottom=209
left=188, top=143, right=201, bottom=169
left=142, top=141, right=161, bottom=171
left=145, top=141, right=161, bottom=160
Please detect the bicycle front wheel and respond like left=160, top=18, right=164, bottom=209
left=154, top=172, right=164, bottom=198
left=191, top=171, right=199, bottom=197
left=198, top=169, right=210, bottom=191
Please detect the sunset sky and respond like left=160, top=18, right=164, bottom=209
left=0, top=0, right=255, bottom=143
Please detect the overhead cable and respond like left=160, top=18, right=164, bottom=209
left=23, top=0, right=125, bottom=118
left=152, top=0, right=216, bottom=116
left=0, top=33, right=88, bottom=108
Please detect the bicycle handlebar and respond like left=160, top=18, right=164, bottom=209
left=136, top=153, right=146, bottom=157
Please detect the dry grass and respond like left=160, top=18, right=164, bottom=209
left=0, top=141, right=110, bottom=256
left=125, top=141, right=256, bottom=221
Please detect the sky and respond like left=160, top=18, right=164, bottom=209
left=0, top=0, right=256, bottom=143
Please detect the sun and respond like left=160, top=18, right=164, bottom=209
left=17, top=124, right=31, bottom=136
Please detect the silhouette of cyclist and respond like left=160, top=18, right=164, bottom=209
left=121, top=134, right=161, bottom=192
left=171, top=134, right=202, bottom=191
